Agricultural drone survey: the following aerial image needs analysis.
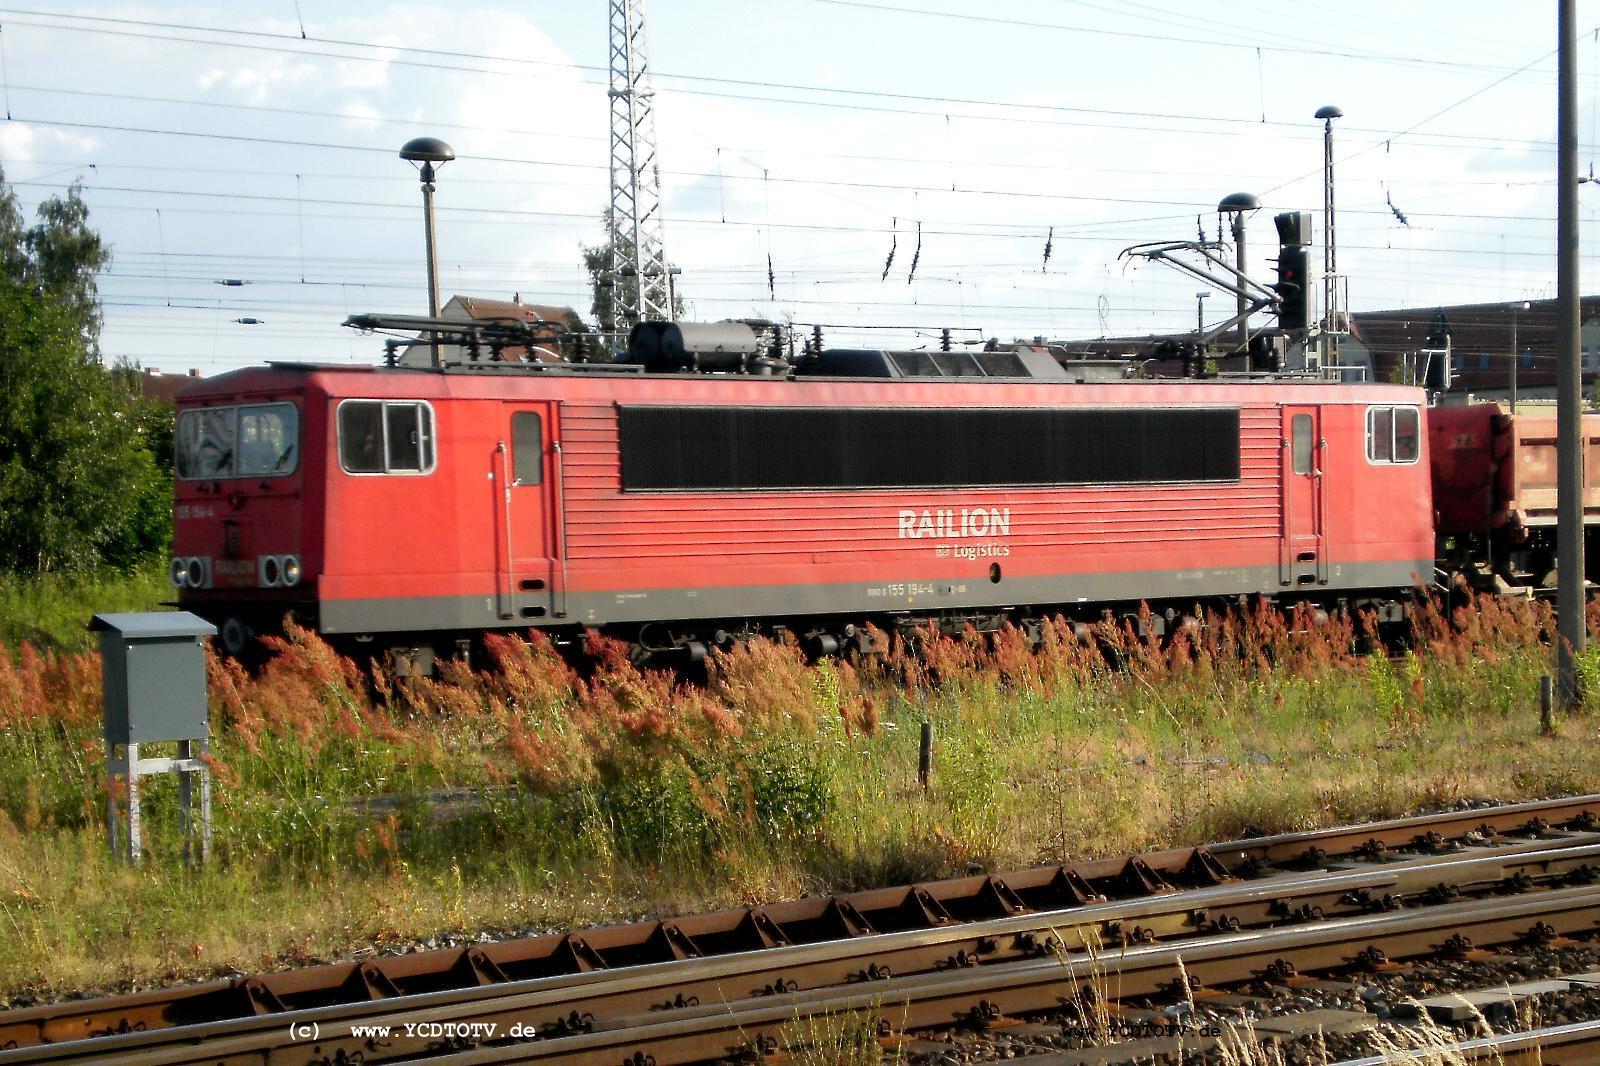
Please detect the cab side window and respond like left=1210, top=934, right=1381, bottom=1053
left=339, top=400, right=435, bottom=475
left=1393, top=407, right=1420, bottom=462
left=1366, top=405, right=1420, bottom=465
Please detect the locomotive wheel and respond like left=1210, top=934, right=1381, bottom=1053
left=219, top=615, right=254, bottom=658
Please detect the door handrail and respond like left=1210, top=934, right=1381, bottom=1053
left=552, top=416, right=570, bottom=619
left=495, top=440, right=514, bottom=620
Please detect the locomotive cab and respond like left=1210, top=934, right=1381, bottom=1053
left=175, top=360, right=571, bottom=667
left=172, top=367, right=321, bottom=655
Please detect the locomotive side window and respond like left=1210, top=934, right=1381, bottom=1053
left=1366, top=405, right=1420, bottom=465
left=1393, top=407, right=1420, bottom=462
left=338, top=400, right=436, bottom=475
left=511, top=412, right=543, bottom=486
left=385, top=403, right=428, bottom=470
left=619, top=405, right=1240, bottom=491
left=1367, top=407, right=1393, bottom=462
left=338, top=402, right=385, bottom=473
left=176, top=403, right=298, bottom=479
left=1291, top=414, right=1313, bottom=475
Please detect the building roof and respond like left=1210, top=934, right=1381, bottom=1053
left=424, top=294, right=587, bottom=364
left=442, top=295, right=583, bottom=330
left=137, top=369, right=201, bottom=402
left=1348, top=296, right=1600, bottom=390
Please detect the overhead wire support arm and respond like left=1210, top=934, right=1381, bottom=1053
left=1119, top=238, right=1284, bottom=356
left=1118, top=240, right=1280, bottom=307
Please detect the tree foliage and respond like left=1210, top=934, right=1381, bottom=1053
left=0, top=166, right=171, bottom=574
left=582, top=239, right=615, bottom=333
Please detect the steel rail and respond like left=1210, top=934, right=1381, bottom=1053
left=18, top=840, right=1600, bottom=1066
left=4, top=793, right=1596, bottom=1054
left=421, top=886, right=1600, bottom=1066
left=1331, top=1018, right=1600, bottom=1066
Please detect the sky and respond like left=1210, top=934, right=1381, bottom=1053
left=0, top=1, right=1594, bottom=373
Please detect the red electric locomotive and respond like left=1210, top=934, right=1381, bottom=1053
left=170, top=321, right=1434, bottom=666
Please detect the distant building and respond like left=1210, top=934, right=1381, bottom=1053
left=135, top=367, right=202, bottom=402
left=1344, top=297, right=1600, bottom=401
left=442, top=294, right=584, bottom=334
left=395, top=294, right=587, bottom=367
left=1046, top=296, right=1600, bottom=398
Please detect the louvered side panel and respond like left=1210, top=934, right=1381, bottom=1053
left=559, top=403, right=1286, bottom=562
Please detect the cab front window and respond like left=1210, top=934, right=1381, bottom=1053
left=176, top=403, right=299, bottom=480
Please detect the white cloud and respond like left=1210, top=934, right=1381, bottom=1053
left=197, top=61, right=319, bottom=106
left=0, top=122, right=37, bottom=162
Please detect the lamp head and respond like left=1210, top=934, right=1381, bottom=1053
left=400, top=137, right=455, bottom=184
left=1217, top=191, right=1261, bottom=214
left=399, top=136, right=455, bottom=164
left=1314, top=105, right=1344, bottom=121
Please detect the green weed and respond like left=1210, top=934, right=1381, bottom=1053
left=1, top=594, right=1598, bottom=998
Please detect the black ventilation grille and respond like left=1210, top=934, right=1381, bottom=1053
left=618, top=405, right=1240, bottom=492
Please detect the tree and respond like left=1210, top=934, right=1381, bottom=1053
left=1, top=172, right=108, bottom=348
left=582, top=239, right=616, bottom=333
left=27, top=183, right=110, bottom=348
left=0, top=166, right=168, bottom=573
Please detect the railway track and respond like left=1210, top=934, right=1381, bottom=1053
left=6, top=796, right=1600, bottom=1065
left=4, top=794, right=1598, bottom=1052
left=1333, top=1020, right=1600, bottom=1066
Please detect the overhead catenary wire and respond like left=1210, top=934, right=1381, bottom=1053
left=805, top=0, right=1550, bottom=76
left=1261, top=37, right=1568, bottom=197
left=0, top=6, right=1579, bottom=373
left=0, top=12, right=1585, bottom=155
left=4, top=80, right=1584, bottom=162
left=0, top=5, right=1567, bottom=105
left=7, top=173, right=1579, bottom=229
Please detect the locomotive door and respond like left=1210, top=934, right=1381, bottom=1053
left=1280, top=406, right=1326, bottom=587
left=496, top=403, right=558, bottom=622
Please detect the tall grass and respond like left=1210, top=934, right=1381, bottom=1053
left=0, top=593, right=1596, bottom=999
left=0, top=565, right=168, bottom=653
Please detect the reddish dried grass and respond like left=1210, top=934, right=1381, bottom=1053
left=0, top=591, right=1578, bottom=804
left=0, top=641, right=99, bottom=729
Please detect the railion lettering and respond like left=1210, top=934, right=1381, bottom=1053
left=896, top=507, right=1012, bottom=539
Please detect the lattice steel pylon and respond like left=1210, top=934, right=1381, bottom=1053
left=607, top=0, right=673, bottom=330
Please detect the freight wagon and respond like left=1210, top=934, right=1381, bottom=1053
left=1430, top=403, right=1600, bottom=591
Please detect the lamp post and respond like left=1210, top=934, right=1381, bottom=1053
left=1218, top=192, right=1261, bottom=353
left=399, top=136, right=455, bottom=365
left=1312, top=104, right=1337, bottom=328
left=1511, top=300, right=1531, bottom=413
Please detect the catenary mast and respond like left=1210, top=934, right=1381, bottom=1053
left=606, top=0, right=674, bottom=331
